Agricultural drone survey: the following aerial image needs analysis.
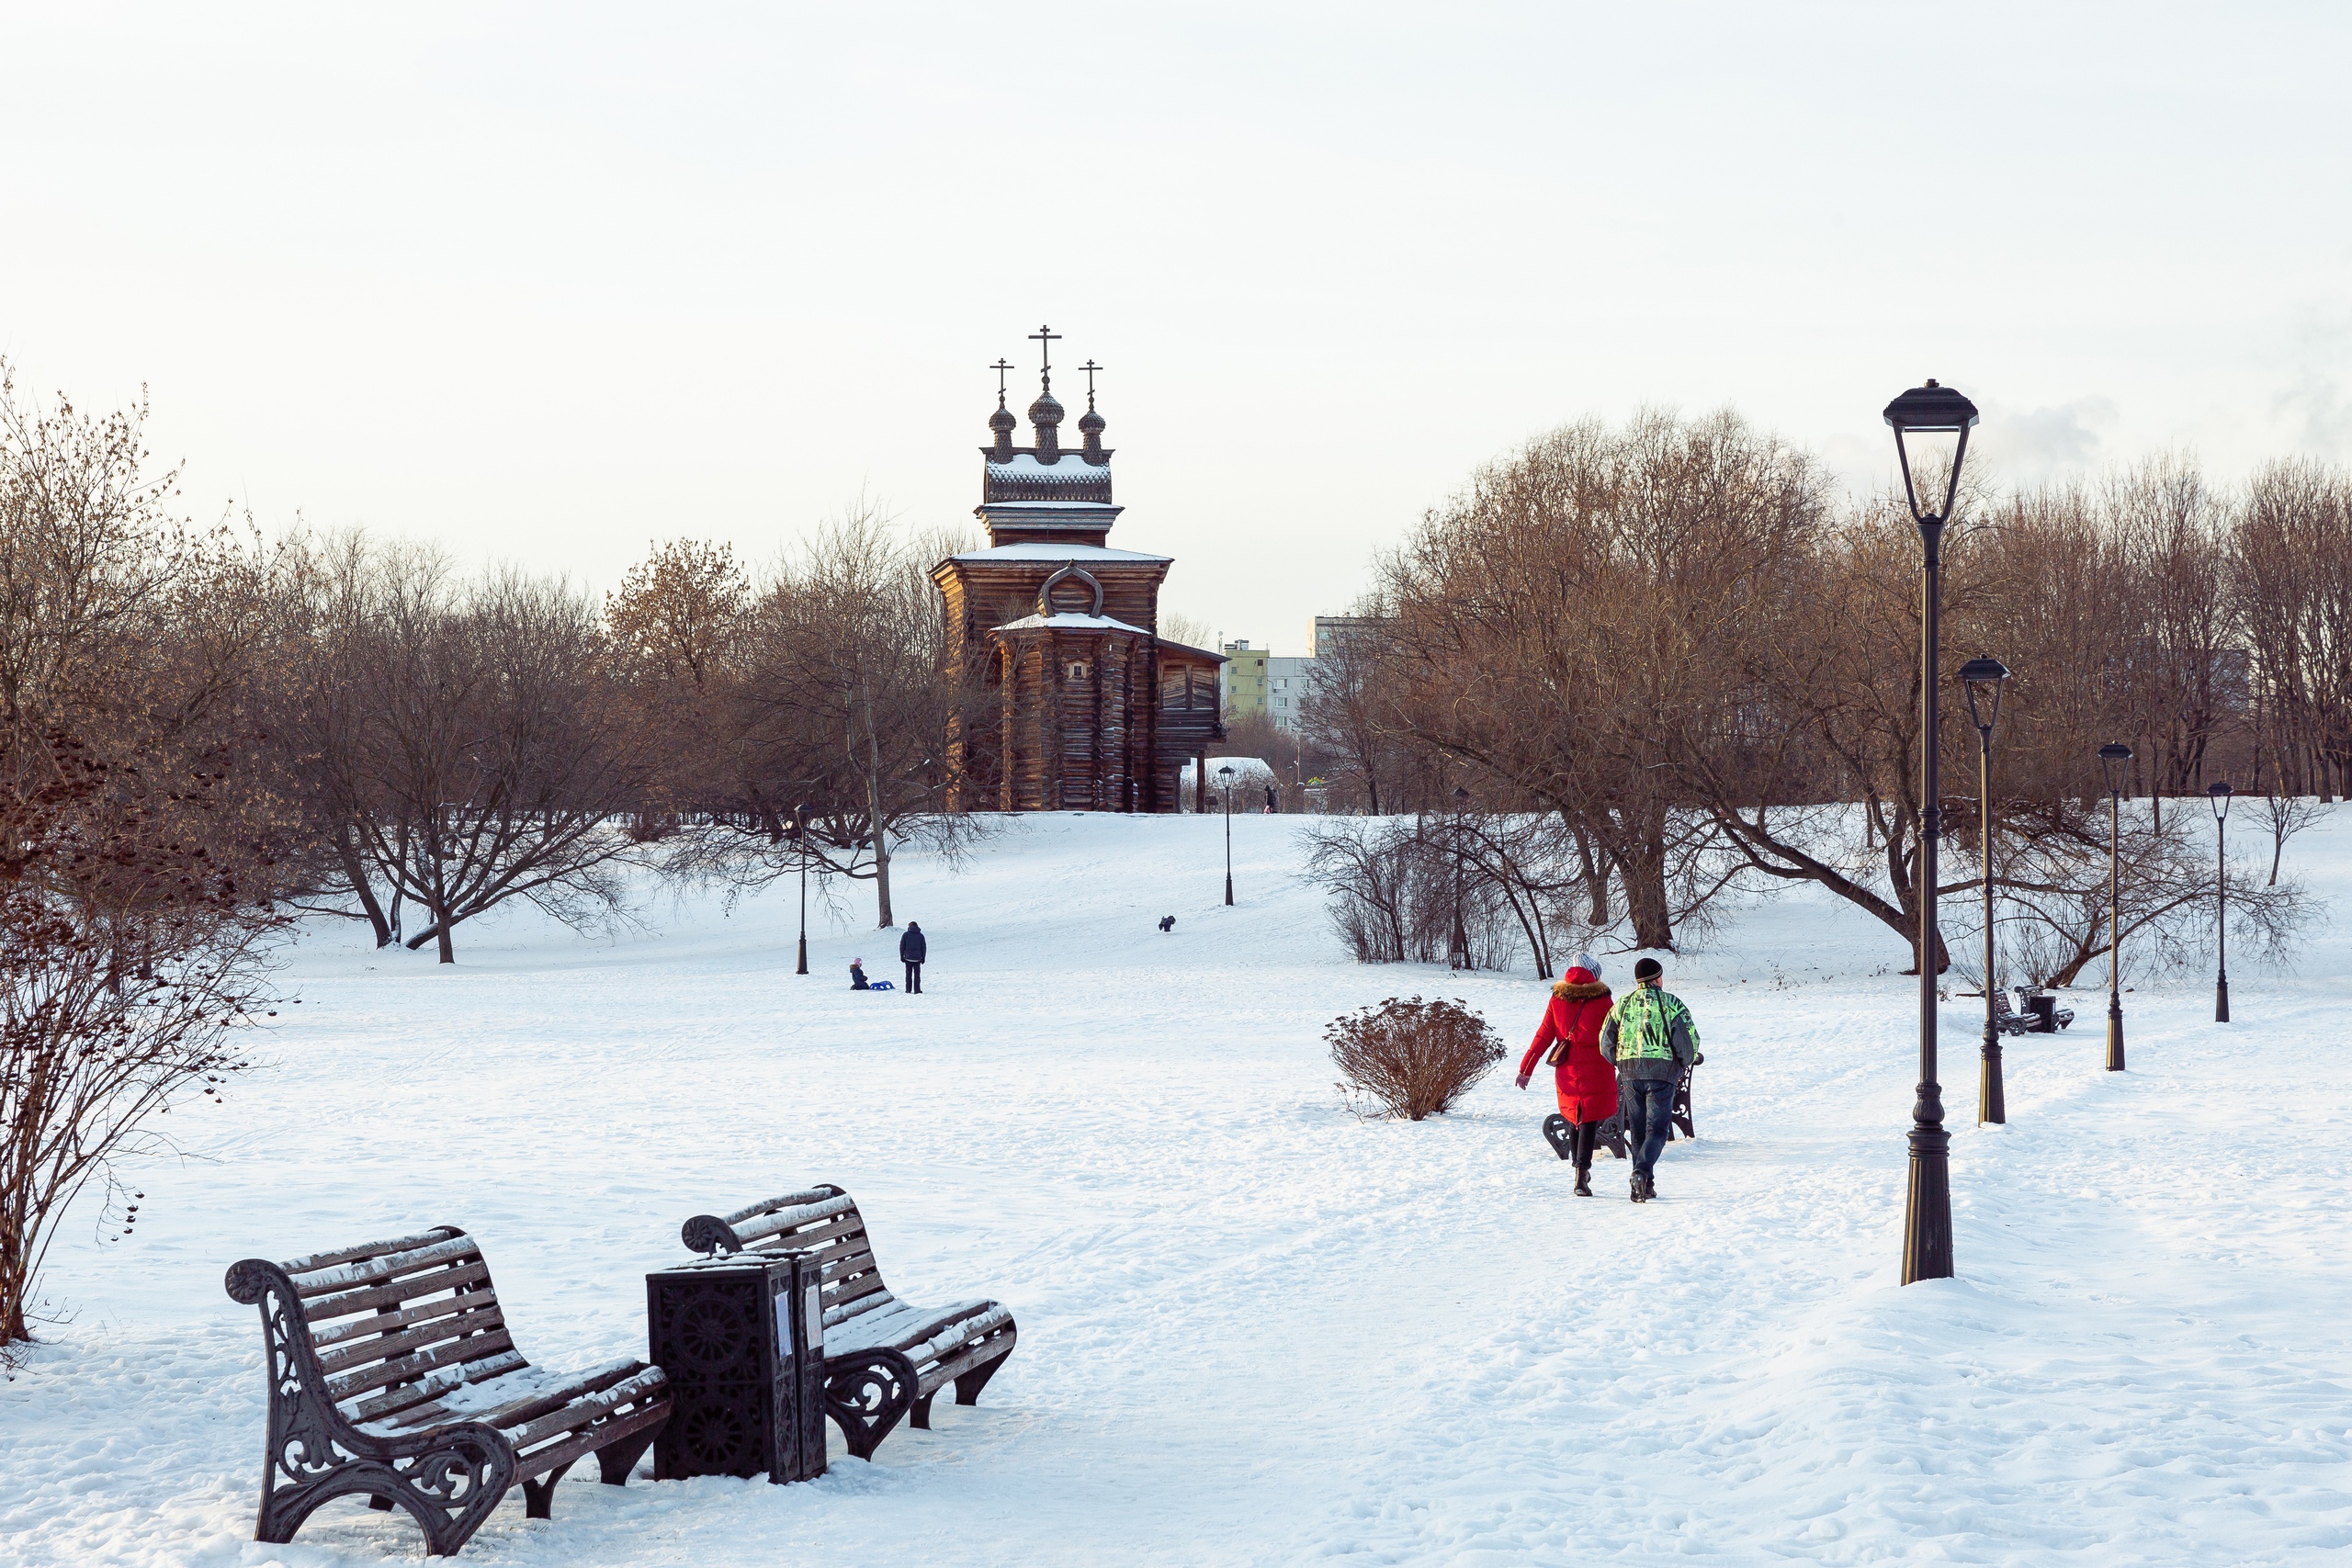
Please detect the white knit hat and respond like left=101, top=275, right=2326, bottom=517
left=1573, top=951, right=1601, bottom=977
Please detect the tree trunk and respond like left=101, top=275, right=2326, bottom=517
left=337, top=823, right=393, bottom=947
left=857, top=673, right=894, bottom=929
left=1574, top=825, right=1610, bottom=925
left=1607, top=811, right=1674, bottom=951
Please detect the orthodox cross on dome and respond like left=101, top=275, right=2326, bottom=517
left=989, top=357, right=1013, bottom=404
left=1080, top=359, right=1103, bottom=407
left=1029, top=324, right=1061, bottom=389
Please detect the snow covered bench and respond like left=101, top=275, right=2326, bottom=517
left=223, top=1225, right=672, bottom=1557
left=681, top=1186, right=1018, bottom=1461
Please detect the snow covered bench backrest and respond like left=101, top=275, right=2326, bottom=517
left=682, top=1185, right=894, bottom=1325
left=228, top=1225, right=527, bottom=1427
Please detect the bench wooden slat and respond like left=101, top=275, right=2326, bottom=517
left=816, top=1247, right=879, bottom=1284
left=828, top=1273, right=892, bottom=1314
left=312, top=1288, right=502, bottom=1351
left=729, top=1193, right=859, bottom=1245
left=304, top=1260, right=492, bottom=1322
left=723, top=1189, right=847, bottom=1228
left=315, top=1297, right=506, bottom=1375
left=506, top=1366, right=669, bottom=1452
left=279, top=1227, right=459, bottom=1275
left=346, top=1346, right=532, bottom=1427
left=914, top=1327, right=1016, bottom=1399
left=510, top=1396, right=671, bottom=1484
left=749, top=1212, right=868, bottom=1257
left=289, top=1234, right=483, bottom=1298
left=327, top=1326, right=517, bottom=1404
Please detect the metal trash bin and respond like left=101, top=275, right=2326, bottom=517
left=647, top=1250, right=827, bottom=1483
left=2024, top=994, right=2058, bottom=1032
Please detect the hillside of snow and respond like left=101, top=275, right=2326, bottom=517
left=5, top=810, right=2349, bottom=1566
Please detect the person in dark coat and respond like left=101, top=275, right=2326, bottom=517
left=849, top=958, right=870, bottom=990
left=1601, top=955, right=1699, bottom=1202
left=899, top=922, right=926, bottom=994
left=1264, top=784, right=1278, bottom=814
left=1515, top=953, right=1616, bottom=1196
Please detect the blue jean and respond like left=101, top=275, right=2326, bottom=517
left=1626, top=1077, right=1676, bottom=1180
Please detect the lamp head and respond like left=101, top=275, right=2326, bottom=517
left=1217, top=765, right=1235, bottom=782
left=1958, top=656, right=2009, bottom=731
left=2208, top=779, right=2232, bottom=819
left=2098, top=742, right=2132, bottom=795
left=1883, top=378, right=1980, bottom=526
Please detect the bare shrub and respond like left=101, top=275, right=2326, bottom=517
left=1327, top=996, right=1502, bottom=1121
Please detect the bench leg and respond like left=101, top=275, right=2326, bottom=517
left=822, top=1350, right=915, bottom=1461
left=596, top=1427, right=657, bottom=1487
left=955, top=1350, right=1009, bottom=1408
left=520, top=1460, right=576, bottom=1521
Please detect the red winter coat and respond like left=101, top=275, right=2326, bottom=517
left=1519, top=969, right=1618, bottom=1122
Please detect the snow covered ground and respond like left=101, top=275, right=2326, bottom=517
left=5, top=810, right=2350, bottom=1566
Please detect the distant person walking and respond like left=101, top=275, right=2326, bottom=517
left=1264, top=784, right=1278, bottom=814
left=899, top=922, right=927, bottom=994
left=1515, top=953, right=1616, bottom=1196
left=1601, top=956, right=1698, bottom=1203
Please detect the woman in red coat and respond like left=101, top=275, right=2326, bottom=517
left=1515, top=953, right=1616, bottom=1196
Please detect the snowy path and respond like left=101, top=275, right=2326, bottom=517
left=5, top=813, right=2349, bottom=1565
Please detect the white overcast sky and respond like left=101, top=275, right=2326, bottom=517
left=5, top=4, right=2346, bottom=653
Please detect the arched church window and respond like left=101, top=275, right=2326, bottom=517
left=1066, top=660, right=1091, bottom=682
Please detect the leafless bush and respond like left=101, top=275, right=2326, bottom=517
left=1305, top=816, right=1518, bottom=968
left=1306, top=807, right=1745, bottom=974
left=1327, top=996, right=1502, bottom=1121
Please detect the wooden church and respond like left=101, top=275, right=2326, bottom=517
left=933, top=329, right=1227, bottom=812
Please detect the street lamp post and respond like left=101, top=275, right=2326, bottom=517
left=1218, top=764, right=1236, bottom=906
left=1885, top=378, right=1978, bottom=1286
left=1960, top=657, right=2011, bottom=1127
left=2098, top=744, right=2132, bottom=1070
left=795, top=802, right=810, bottom=976
left=2209, top=780, right=2233, bottom=1022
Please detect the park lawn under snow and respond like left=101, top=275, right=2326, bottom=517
left=4, top=811, right=2351, bottom=1567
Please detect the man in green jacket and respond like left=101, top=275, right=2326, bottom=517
left=1600, top=955, right=1698, bottom=1203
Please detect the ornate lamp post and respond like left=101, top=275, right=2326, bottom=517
left=795, top=802, right=810, bottom=976
left=1960, top=657, right=2011, bottom=1126
left=2098, top=743, right=2132, bottom=1070
left=1885, top=378, right=1977, bottom=1286
left=1218, top=764, right=1237, bottom=906
left=2209, top=780, right=2233, bottom=1022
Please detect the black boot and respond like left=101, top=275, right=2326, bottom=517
left=1630, top=1173, right=1645, bottom=1203
left=1573, top=1164, right=1592, bottom=1197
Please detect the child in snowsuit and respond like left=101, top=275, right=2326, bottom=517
left=849, top=959, right=870, bottom=990
left=1516, top=953, right=1617, bottom=1196
left=1601, top=956, right=1699, bottom=1203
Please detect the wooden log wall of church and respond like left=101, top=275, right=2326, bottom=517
left=997, top=640, right=1018, bottom=813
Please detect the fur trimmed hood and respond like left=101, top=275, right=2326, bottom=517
left=1552, top=976, right=1611, bottom=1000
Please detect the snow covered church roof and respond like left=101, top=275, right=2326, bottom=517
left=991, top=612, right=1154, bottom=635
left=952, top=543, right=1170, bottom=565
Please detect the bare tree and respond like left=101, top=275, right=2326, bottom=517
left=1, top=365, right=288, bottom=1348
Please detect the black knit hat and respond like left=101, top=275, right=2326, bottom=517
left=1634, top=957, right=1664, bottom=982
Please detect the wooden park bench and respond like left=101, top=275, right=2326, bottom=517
left=224, top=1226, right=672, bottom=1557
left=680, top=1186, right=1017, bottom=1461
